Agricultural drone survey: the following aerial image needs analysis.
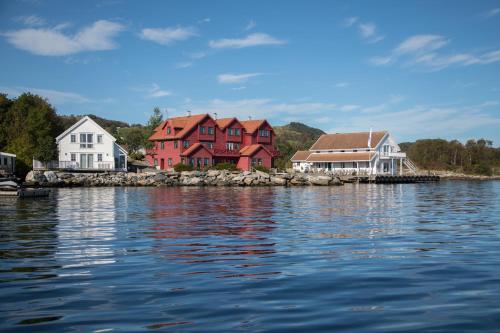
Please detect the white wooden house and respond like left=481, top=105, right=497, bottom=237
left=291, top=131, right=414, bottom=175
left=0, top=152, right=16, bottom=175
left=54, top=116, right=127, bottom=171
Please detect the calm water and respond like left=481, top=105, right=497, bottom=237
left=1, top=182, right=500, bottom=332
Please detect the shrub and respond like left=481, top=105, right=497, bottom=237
left=174, top=163, right=194, bottom=172
left=210, top=162, right=238, bottom=171
left=253, top=165, right=270, bottom=173
left=129, top=152, right=145, bottom=161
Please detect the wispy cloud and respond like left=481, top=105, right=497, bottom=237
left=245, top=20, right=256, bottom=31
left=370, top=34, right=500, bottom=70
left=217, top=73, right=264, bottom=84
left=132, top=83, right=171, bottom=98
left=231, top=86, right=247, bottom=91
left=14, top=14, right=45, bottom=27
left=334, top=82, right=350, bottom=88
left=174, top=61, right=193, bottom=69
left=1, top=86, right=90, bottom=104
left=198, top=18, right=211, bottom=24
left=343, top=17, right=384, bottom=43
left=139, top=26, right=197, bottom=45
left=209, top=33, right=286, bottom=49
left=485, top=8, right=500, bottom=18
left=2, top=20, right=124, bottom=56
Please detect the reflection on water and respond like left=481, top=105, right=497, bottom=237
left=1, top=181, right=500, bottom=332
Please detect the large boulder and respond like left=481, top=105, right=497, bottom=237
left=44, top=171, right=58, bottom=183
left=25, top=170, right=47, bottom=183
left=308, top=175, right=332, bottom=186
left=270, top=176, right=287, bottom=186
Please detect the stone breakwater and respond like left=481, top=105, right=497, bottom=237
left=25, top=170, right=343, bottom=187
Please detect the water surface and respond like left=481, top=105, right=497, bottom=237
left=1, top=182, right=500, bottom=332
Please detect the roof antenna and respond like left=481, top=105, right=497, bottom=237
left=214, top=112, right=218, bottom=120
left=187, top=110, right=191, bottom=117
left=164, top=107, right=169, bottom=120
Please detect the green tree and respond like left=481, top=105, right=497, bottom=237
left=147, top=107, right=163, bottom=130
left=119, top=126, right=148, bottom=154
left=0, top=93, right=62, bottom=176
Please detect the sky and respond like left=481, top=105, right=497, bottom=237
left=1, top=0, right=500, bottom=145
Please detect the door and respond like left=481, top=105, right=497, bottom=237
left=80, top=154, right=87, bottom=169
left=87, top=154, right=94, bottom=169
left=160, top=158, right=165, bottom=170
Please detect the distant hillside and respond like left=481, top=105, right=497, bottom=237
left=58, top=114, right=131, bottom=136
left=274, top=122, right=325, bottom=169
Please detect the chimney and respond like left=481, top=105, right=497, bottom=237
left=187, top=110, right=191, bottom=117
left=214, top=112, right=218, bottom=120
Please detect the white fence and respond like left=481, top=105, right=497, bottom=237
left=33, top=160, right=116, bottom=171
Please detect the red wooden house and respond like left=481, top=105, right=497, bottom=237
left=146, top=113, right=279, bottom=171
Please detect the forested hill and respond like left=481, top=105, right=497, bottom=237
left=400, top=139, right=500, bottom=176
left=274, top=122, right=325, bottom=169
left=59, top=114, right=131, bottom=135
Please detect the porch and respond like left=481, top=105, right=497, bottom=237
left=33, top=160, right=126, bottom=172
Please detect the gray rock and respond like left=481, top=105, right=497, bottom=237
left=207, top=170, right=220, bottom=177
left=25, top=171, right=47, bottom=183
left=270, top=176, right=287, bottom=185
left=308, top=175, right=331, bottom=186
left=44, top=171, right=58, bottom=183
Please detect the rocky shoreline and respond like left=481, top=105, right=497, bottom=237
left=430, top=170, right=500, bottom=181
left=24, top=170, right=343, bottom=187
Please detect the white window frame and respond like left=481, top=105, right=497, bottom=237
left=70, top=134, right=77, bottom=143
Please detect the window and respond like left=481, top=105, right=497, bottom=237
left=251, top=158, right=257, bottom=166
left=97, top=134, right=103, bottom=143
left=203, top=142, right=214, bottom=149
left=259, top=129, right=270, bottom=137
left=197, top=158, right=202, bottom=168
left=228, top=128, right=233, bottom=136
left=258, top=159, right=263, bottom=166
left=340, top=162, right=346, bottom=169
left=71, top=153, right=76, bottom=162
left=167, top=127, right=171, bottom=134
left=80, top=133, right=93, bottom=148
left=183, top=140, right=189, bottom=148
left=226, top=142, right=239, bottom=150
left=204, top=158, right=209, bottom=166
left=70, top=134, right=76, bottom=143
left=174, top=140, right=178, bottom=148
left=154, top=159, right=158, bottom=166
left=189, top=158, right=194, bottom=166
left=97, top=154, right=103, bottom=162
left=168, top=158, right=172, bottom=166
left=208, top=127, right=214, bottom=135
left=235, top=128, right=240, bottom=136
left=161, top=141, right=165, bottom=150
left=200, top=126, right=206, bottom=134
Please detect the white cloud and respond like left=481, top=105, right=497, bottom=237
left=339, top=104, right=360, bottom=112
left=231, top=86, right=247, bottom=91
left=486, top=8, right=500, bottom=18
left=370, top=34, right=500, bottom=70
left=175, top=61, right=193, bottom=69
left=2, top=20, right=124, bottom=56
left=245, top=20, right=256, bottom=31
left=1, top=86, right=90, bottom=104
left=15, top=14, right=45, bottom=27
left=344, top=17, right=384, bottom=43
left=139, top=26, right=197, bottom=45
left=198, top=18, right=211, bottom=24
left=209, top=33, right=286, bottom=49
left=342, top=17, right=359, bottom=27
left=394, top=35, right=448, bottom=55
left=217, top=73, right=264, bottom=84
left=147, top=83, right=171, bottom=98
left=334, top=82, right=350, bottom=88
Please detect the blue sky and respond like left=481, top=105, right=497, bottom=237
left=1, top=0, right=500, bottom=144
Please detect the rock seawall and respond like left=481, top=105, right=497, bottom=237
left=25, top=170, right=343, bottom=187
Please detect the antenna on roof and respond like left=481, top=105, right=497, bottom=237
left=214, top=112, right=218, bottom=120
left=164, top=108, right=169, bottom=120
left=187, top=110, right=191, bottom=117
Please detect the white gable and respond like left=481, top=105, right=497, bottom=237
left=56, top=116, right=116, bottom=143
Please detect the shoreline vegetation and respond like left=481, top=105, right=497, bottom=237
left=1, top=92, right=499, bottom=178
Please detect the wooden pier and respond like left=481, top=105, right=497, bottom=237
left=342, top=175, right=440, bottom=184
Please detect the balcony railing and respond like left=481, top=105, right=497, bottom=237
left=212, top=148, right=240, bottom=156
left=380, top=152, right=406, bottom=159
left=33, top=160, right=120, bottom=171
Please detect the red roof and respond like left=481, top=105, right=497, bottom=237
left=239, top=144, right=271, bottom=157
left=180, top=143, right=213, bottom=156
left=240, top=119, right=268, bottom=134
left=215, top=117, right=236, bottom=129
left=148, top=114, right=209, bottom=141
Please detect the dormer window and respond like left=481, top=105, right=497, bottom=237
left=167, top=127, right=171, bottom=135
left=228, top=128, right=233, bottom=136
left=200, top=126, right=206, bottom=134
left=235, top=128, right=240, bottom=136
left=259, top=129, right=270, bottom=137
left=208, top=127, right=214, bottom=135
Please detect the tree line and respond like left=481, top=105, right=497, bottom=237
left=400, top=139, right=500, bottom=176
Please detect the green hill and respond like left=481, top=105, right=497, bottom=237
left=274, top=122, right=325, bottom=169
